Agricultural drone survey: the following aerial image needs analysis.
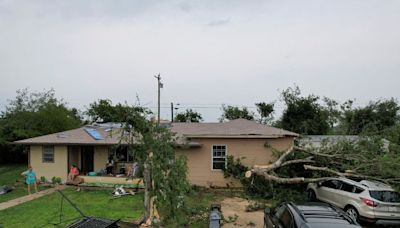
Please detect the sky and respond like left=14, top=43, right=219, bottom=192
left=0, top=0, right=399, bottom=121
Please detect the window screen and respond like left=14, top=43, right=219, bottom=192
left=42, top=145, right=54, bottom=163
left=212, top=145, right=227, bottom=170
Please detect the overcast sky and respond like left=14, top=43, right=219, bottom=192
left=1, top=0, right=399, bottom=121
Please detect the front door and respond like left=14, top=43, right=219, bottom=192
left=81, top=146, right=94, bottom=174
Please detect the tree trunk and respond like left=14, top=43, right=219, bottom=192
left=140, top=161, right=152, bottom=224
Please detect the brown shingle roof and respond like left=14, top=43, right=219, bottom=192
left=12, top=126, right=127, bottom=145
left=13, top=119, right=298, bottom=145
left=171, top=118, right=298, bottom=138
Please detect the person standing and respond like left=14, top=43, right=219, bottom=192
left=21, top=165, right=38, bottom=194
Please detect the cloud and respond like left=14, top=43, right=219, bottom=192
left=0, top=0, right=400, bottom=121
left=206, top=18, right=230, bottom=27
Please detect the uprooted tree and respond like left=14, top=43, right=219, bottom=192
left=117, top=106, right=190, bottom=226
left=233, top=135, right=400, bottom=193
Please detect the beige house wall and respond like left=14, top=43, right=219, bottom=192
left=28, top=137, right=294, bottom=187
left=30, top=145, right=68, bottom=182
left=94, top=146, right=108, bottom=171
left=176, top=137, right=295, bottom=187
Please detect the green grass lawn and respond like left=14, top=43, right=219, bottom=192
left=0, top=164, right=51, bottom=203
left=0, top=187, right=143, bottom=228
left=0, top=164, right=245, bottom=228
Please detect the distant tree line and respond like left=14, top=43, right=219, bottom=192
left=0, top=89, right=81, bottom=163
left=219, top=86, right=399, bottom=136
left=1, top=86, right=399, bottom=163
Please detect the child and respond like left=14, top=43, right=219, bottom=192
left=21, top=165, right=38, bottom=194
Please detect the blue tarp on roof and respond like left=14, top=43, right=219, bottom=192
left=84, top=128, right=104, bottom=140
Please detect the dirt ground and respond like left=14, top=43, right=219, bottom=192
left=220, top=197, right=265, bottom=227
left=219, top=197, right=374, bottom=228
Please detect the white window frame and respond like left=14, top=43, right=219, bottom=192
left=211, top=144, right=227, bottom=171
left=42, top=145, right=55, bottom=163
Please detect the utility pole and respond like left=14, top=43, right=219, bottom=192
left=154, top=74, right=162, bottom=125
left=171, top=102, right=174, bottom=122
left=171, top=102, right=180, bottom=122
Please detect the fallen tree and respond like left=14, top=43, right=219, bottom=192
left=242, top=137, right=400, bottom=187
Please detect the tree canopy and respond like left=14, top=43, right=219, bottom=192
left=276, top=86, right=400, bottom=136
left=86, top=99, right=138, bottom=123
left=255, top=102, right=274, bottom=124
left=339, top=99, right=400, bottom=135
left=174, top=109, right=203, bottom=123
left=0, top=88, right=81, bottom=142
left=0, top=88, right=82, bottom=163
left=219, top=105, right=255, bottom=122
left=278, top=86, right=330, bottom=135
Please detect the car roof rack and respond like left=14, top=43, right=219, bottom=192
left=289, top=202, right=356, bottom=224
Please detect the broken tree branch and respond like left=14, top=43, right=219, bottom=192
left=280, top=156, right=315, bottom=168
left=248, top=167, right=332, bottom=184
left=303, top=165, right=389, bottom=183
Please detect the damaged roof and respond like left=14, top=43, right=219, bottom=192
left=13, top=119, right=298, bottom=145
left=13, top=123, right=128, bottom=145
left=171, top=118, right=298, bottom=138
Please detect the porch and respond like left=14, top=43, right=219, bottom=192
left=78, top=175, right=143, bottom=187
left=68, top=145, right=139, bottom=179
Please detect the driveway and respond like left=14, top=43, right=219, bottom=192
left=220, top=197, right=264, bottom=227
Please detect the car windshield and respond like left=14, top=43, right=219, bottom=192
left=369, top=191, right=400, bottom=203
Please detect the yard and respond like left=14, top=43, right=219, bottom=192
left=0, top=164, right=270, bottom=227
left=0, top=164, right=50, bottom=203
left=0, top=187, right=143, bottom=227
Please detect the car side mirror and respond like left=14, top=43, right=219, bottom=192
left=264, top=207, right=271, bottom=215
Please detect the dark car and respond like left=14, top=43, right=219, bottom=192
left=264, top=202, right=362, bottom=228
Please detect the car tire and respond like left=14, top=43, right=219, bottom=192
left=308, top=189, right=317, bottom=202
left=345, top=206, right=359, bottom=222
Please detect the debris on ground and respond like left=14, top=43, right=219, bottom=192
left=0, top=185, right=12, bottom=195
left=112, top=186, right=136, bottom=198
left=220, top=197, right=265, bottom=227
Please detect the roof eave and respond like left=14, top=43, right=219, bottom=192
left=182, top=134, right=285, bottom=139
left=11, top=141, right=129, bottom=146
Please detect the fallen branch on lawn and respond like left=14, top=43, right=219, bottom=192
left=244, top=145, right=395, bottom=184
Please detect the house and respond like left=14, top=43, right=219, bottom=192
left=297, top=135, right=390, bottom=153
left=297, top=135, right=361, bottom=148
left=13, top=119, right=298, bottom=187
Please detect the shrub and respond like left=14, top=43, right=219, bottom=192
left=51, top=176, right=62, bottom=184
left=40, top=176, right=47, bottom=183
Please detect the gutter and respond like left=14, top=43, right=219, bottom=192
left=181, top=134, right=285, bottom=139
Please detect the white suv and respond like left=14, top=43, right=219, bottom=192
left=307, top=177, right=400, bottom=226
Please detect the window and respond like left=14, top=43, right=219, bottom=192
left=274, top=205, right=286, bottom=218
left=354, top=187, right=364, bottom=194
left=42, top=145, right=54, bottom=163
left=340, top=182, right=355, bottom=192
left=321, top=180, right=342, bottom=189
left=369, top=191, right=400, bottom=203
left=108, top=146, right=132, bottom=162
left=212, top=145, right=227, bottom=170
left=278, top=207, right=294, bottom=228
